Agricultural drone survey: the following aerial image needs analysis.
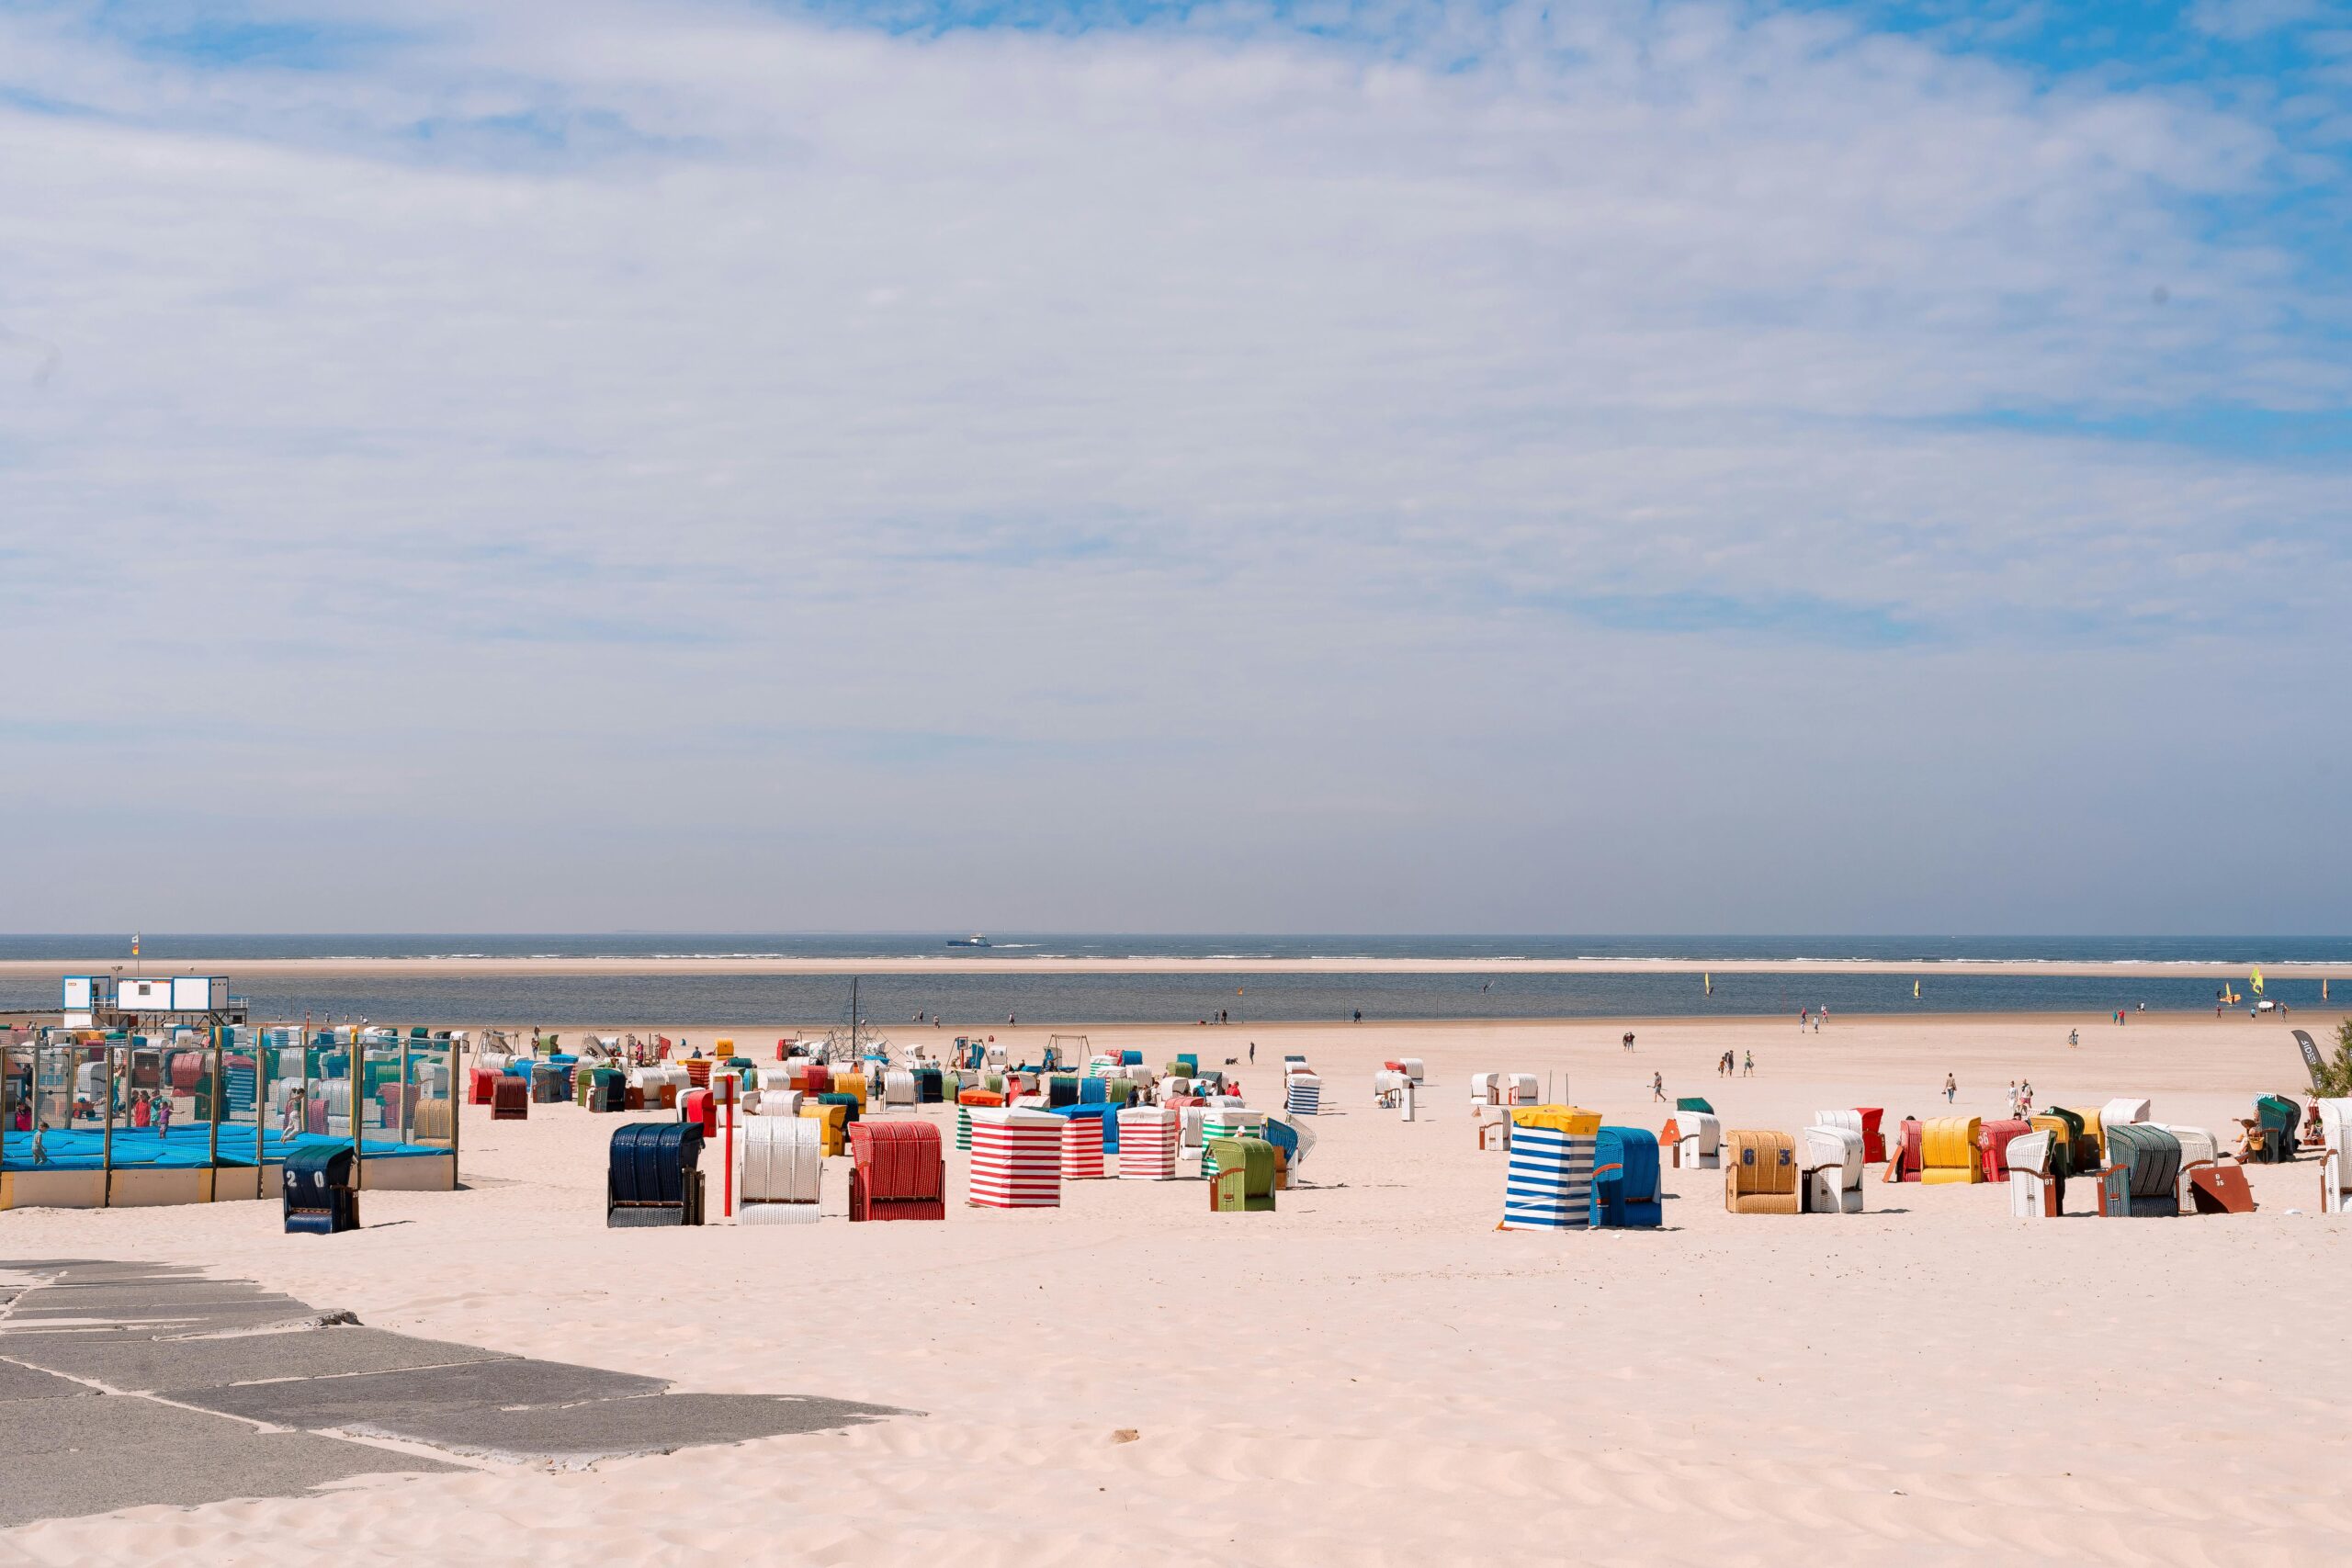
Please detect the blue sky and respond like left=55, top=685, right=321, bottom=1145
left=0, top=0, right=2346, bottom=932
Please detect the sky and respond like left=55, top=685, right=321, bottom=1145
left=0, top=0, right=2347, bottom=935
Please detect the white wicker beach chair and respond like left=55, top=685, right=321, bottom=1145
left=1803, top=1124, right=1865, bottom=1214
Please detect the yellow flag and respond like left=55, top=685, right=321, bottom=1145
left=2251, top=967, right=2264, bottom=996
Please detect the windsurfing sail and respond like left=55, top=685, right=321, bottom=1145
left=1703, top=973, right=1713, bottom=995
left=2251, top=967, right=2265, bottom=996
left=1913, top=979, right=1921, bottom=999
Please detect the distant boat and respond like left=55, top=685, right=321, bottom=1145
left=946, top=934, right=992, bottom=948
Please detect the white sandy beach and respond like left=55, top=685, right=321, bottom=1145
left=3, top=1010, right=2347, bottom=1566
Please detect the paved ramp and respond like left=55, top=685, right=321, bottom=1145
left=0, top=1258, right=910, bottom=1526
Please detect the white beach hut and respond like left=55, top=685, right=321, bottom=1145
left=1118, top=1105, right=1179, bottom=1179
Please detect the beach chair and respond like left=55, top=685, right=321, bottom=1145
left=1802, top=1124, right=1865, bottom=1214
left=882, top=1069, right=917, bottom=1108
left=1500, top=1107, right=1602, bottom=1230
left=1725, top=1130, right=1801, bottom=1214
left=1812, top=1109, right=1863, bottom=1142
left=2187, top=1160, right=2256, bottom=1214
left=1676, top=1096, right=1714, bottom=1116
left=2148, top=1123, right=2221, bottom=1211
left=1201, top=1109, right=1266, bottom=1179
left=740, top=1116, right=822, bottom=1224
left=2252, top=1095, right=2301, bottom=1163
left=1469, top=1073, right=1502, bottom=1109
left=1977, top=1118, right=2032, bottom=1184
left=1400, top=1057, right=1426, bottom=1084
left=468, top=1066, right=501, bottom=1106
left=2030, top=1110, right=2087, bottom=1178
left=1918, top=1116, right=1982, bottom=1184
left=2006, top=1131, right=2059, bottom=1217
left=1853, top=1108, right=1886, bottom=1163
left=1677, top=1112, right=1721, bottom=1169
left=1285, top=1074, right=1323, bottom=1115
left=799, top=1100, right=849, bottom=1156
left=492, top=1077, right=529, bottom=1121
left=1118, top=1105, right=1179, bottom=1179
left=607, top=1122, right=706, bottom=1227
left=281, top=1144, right=359, bottom=1235
left=2318, top=1100, right=2352, bottom=1213
left=2099, top=1123, right=2183, bottom=1217
left=848, top=1120, right=944, bottom=1221
left=967, top=1109, right=1065, bottom=1208
left=1373, top=1069, right=1406, bottom=1108
left=752, top=1088, right=803, bottom=1119
left=2101, top=1098, right=2152, bottom=1129
left=1476, top=1102, right=1512, bottom=1151
left=1505, top=1073, right=1541, bottom=1106
left=1208, top=1136, right=1277, bottom=1213
left=1592, top=1126, right=1662, bottom=1228
left=2053, top=1106, right=2106, bottom=1168
left=1259, top=1116, right=1296, bottom=1189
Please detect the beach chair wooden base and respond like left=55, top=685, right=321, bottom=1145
left=2188, top=1164, right=2255, bottom=1214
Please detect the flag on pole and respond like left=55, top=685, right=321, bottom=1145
left=131, top=931, right=140, bottom=958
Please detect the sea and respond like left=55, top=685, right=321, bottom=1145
left=2, top=935, right=2345, bottom=1028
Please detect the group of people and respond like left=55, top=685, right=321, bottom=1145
left=1714, top=1049, right=1754, bottom=1077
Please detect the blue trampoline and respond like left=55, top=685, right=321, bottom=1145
left=3, top=1125, right=445, bottom=1173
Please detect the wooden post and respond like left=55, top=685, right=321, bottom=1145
left=207, top=1029, right=222, bottom=1196
left=349, top=1026, right=364, bottom=1202
left=449, top=1032, right=462, bottom=1181
left=399, top=1034, right=412, bottom=1145
left=101, top=1043, right=115, bottom=1207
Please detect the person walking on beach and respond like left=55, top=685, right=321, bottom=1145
left=1652, top=1071, right=1666, bottom=1102
left=1799, top=1010, right=1808, bottom=1031
left=2020, top=1079, right=2034, bottom=1114
left=1622, top=1031, right=1635, bottom=1052
left=1743, top=1050, right=1755, bottom=1077
left=1249, top=1042, right=1256, bottom=1064
left=1943, top=1072, right=1957, bottom=1104
left=2068, top=1029, right=2078, bottom=1048
left=154, top=1098, right=172, bottom=1136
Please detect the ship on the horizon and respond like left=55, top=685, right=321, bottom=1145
left=946, top=933, right=992, bottom=948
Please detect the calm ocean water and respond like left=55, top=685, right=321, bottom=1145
left=3, top=935, right=2344, bottom=1026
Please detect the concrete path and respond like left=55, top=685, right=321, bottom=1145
left=0, top=1258, right=908, bottom=1526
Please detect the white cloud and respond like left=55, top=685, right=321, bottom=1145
left=0, top=0, right=2345, bottom=930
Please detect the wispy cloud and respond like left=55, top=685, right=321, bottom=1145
left=0, top=0, right=2346, bottom=930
